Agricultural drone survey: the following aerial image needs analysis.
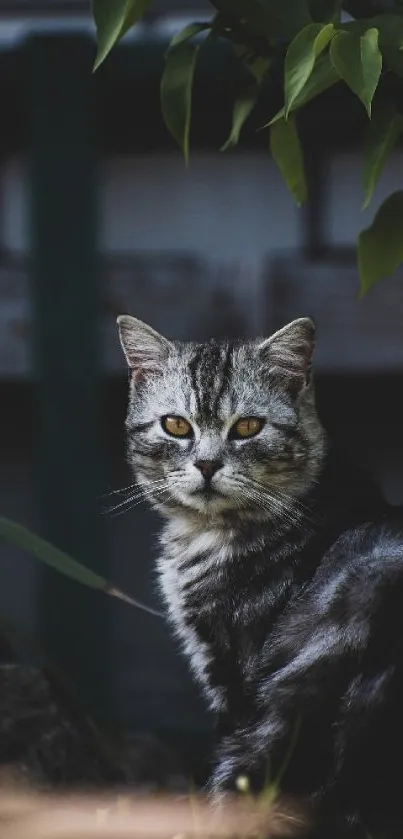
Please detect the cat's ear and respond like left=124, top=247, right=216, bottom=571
left=258, top=317, right=315, bottom=392
left=117, top=315, right=172, bottom=381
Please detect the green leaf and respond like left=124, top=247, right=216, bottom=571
left=268, top=51, right=339, bottom=125
left=363, top=106, right=403, bottom=209
left=161, top=37, right=202, bottom=163
left=285, top=23, right=334, bottom=117
left=169, top=21, right=211, bottom=48
left=330, top=28, right=382, bottom=116
left=270, top=116, right=307, bottom=206
left=222, top=46, right=270, bottom=152
left=92, top=0, right=151, bottom=70
left=0, top=515, right=162, bottom=617
left=358, top=191, right=403, bottom=294
left=160, top=22, right=211, bottom=162
left=230, top=39, right=272, bottom=80
left=361, top=29, right=382, bottom=116
left=344, top=15, right=403, bottom=48
left=221, top=88, right=259, bottom=151
left=0, top=515, right=105, bottom=589
left=245, top=55, right=271, bottom=83
left=308, top=0, right=341, bottom=23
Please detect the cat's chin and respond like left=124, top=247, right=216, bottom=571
left=171, top=488, right=237, bottom=516
left=188, top=495, right=233, bottom=514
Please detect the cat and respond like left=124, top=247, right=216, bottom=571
left=118, top=313, right=403, bottom=839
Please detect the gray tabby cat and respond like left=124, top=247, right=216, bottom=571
left=118, top=314, right=403, bottom=839
left=118, top=316, right=324, bottom=707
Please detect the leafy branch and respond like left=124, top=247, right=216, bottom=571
left=92, top=0, right=403, bottom=294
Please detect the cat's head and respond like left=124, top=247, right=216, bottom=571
left=117, top=316, right=326, bottom=522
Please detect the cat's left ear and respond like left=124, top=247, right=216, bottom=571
left=258, top=317, right=315, bottom=392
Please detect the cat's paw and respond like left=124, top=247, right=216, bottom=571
left=209, top=735, right=264, bottom=798
left=208, top=762, right=238, bottom=795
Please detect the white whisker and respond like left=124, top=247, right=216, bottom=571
left=234, top=479, right=302, bottom=529
left=246, top=477, right=319, bottom=527
left=100, top=482, right=138, bottom=500
left=100, top=475, right=169, bottom=504
left=104, top=481, right=171, bottom=517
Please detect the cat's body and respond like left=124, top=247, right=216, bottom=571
left=157, top=445, right=385, bottom=720
left=118, top=315, right=403, bottom=838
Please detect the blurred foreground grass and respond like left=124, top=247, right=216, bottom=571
left=0, top=782, right=309, bottom=839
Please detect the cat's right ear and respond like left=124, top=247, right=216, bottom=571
left=258, top=317, right=315, bottom=393
left=117, top=315, right=172, bottom=382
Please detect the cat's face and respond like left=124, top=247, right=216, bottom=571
left=117, top=316, right=326, bottom=521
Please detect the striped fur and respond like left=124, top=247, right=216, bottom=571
left=118, top=316, right=403, bottom=839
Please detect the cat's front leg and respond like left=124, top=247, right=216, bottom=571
left=209, top=711, right=284, bottom=795
left=209, top=731, right=257, bottom=794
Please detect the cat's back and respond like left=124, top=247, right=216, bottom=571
left=313, top=518, right=403, bottom=832
left=262, top=515, right=403, bottom=677
left=317, top=516, right=403, bottom=619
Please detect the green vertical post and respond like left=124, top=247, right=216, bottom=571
left=25, top=35, right=110, bottom=721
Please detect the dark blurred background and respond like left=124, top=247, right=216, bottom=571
left=1, top=0, right=403, bottom=787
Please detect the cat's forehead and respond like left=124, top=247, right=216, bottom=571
left=150, top=339, right=292, bottom=421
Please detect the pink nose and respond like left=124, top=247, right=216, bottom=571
left=194, top=460, right=223, bottom=481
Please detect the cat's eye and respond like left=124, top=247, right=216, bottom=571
left=229, top=417, right=264, bottom=440
left=161, top=415, right=193, bottom=438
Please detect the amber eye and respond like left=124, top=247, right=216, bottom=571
left=229, top=417, right=264, bottom=440
left=161, top=415, right=193, bottom=438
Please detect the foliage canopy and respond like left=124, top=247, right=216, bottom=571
left=92, top=0, right=403, bottom=293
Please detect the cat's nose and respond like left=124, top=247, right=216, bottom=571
left=194, top=459, right=223, bottom=481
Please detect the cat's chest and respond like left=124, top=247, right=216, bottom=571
left=157, top=524, right=296, bottom=712
left=158, top=529, right=234, bottom=629
left=158, top=524, right=284, bottom=639
left=156, top=527, right=242, bottom=705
